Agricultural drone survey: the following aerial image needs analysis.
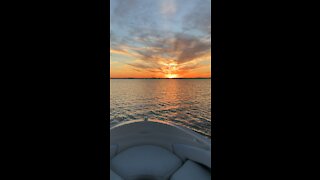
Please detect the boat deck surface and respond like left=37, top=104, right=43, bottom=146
left=110, top=120, right=211, bottom=180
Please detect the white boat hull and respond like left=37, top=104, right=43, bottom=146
left=110, top=120, right=211, bottom=180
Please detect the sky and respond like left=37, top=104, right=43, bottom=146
left=110, top=0, right=211, bottom=78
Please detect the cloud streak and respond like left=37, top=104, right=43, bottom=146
left=110, top=0, right=211, bottom=78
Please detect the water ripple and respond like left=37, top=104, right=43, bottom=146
left=110, top=79, right=211, bottom=137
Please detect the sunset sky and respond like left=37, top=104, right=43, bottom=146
left=110, top=0, right=211, bottom=78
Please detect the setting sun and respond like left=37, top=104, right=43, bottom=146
left=166, top=74, right=178, bottom=79
left=110, top=0, right=212, bottom=174
left=110, top=0, right=211, bottom=79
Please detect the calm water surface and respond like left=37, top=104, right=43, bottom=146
left=110, top=79, right=211, bottom=137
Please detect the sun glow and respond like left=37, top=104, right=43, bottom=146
left=166, top=74, right=177, bottom=79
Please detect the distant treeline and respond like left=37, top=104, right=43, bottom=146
left=110, top=78, right=211, bottom=79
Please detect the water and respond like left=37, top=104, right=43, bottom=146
left=110, top=79, right=211, bottom=137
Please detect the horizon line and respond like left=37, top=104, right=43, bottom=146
left=110, top=77, right=211, bottom=79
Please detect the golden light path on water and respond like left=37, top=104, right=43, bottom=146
left=110, top=79, right=211, bottom=137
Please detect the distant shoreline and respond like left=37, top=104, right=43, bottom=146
left=110, top=78, right=211, bottom=79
